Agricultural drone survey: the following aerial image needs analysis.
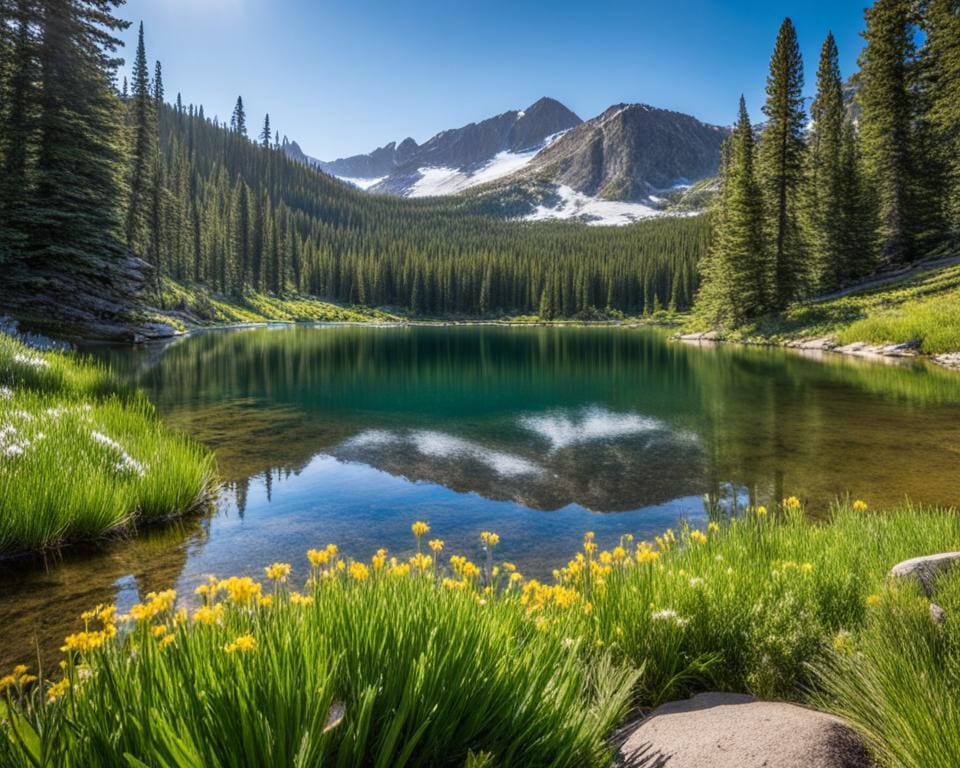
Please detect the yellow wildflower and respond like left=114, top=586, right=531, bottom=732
left=192, top=604, right=224, bottom=625
left=755, top=505, right=768, bottom=517
left=502, top=562, right=517, bottom=572
left=866, top=593, right=881, bottom=607
left=509, top=571, right=523, bottom=585
left=258, top=594, right=274, bottom=607
left=265, top=562, right=292, bottom=582
left=690, top=529, right=708, bottom=545
left=612, top=546, right=626, bottom=561
left=219, top=576, right=262, bottom=605
left=480, top=531, right=500, bottom=547
left=349, top=561, right=370, bottom=581
left=151, top=625, right=168, bottom=639
left=159, top=635, right=175, bottom=649
left=783, top=496, right=801, bottom=511
left=290, top=592, right=314, bottom=606
left=307, top=548, right=330, bottom=567
left=46, top=677, right=70, bottom=701
left=636, top=541, right=659, bottom=564
left=411, top=521, right=430, bottom=538
left=428, top=539, right=444, bottom=553
left=708, top=521, right=720, bottom=534
left=800, top=562, right=814, bottom=574
left=61, top=631, right=107, bottom=654
left=852, top=499, right=868, bottom=513
left=409, top=552, right=433, bottom=572
left=224, top=633, right=257, bottom=654
left=372, top=548, right=387, bottom=570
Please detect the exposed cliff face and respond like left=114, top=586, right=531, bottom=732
left=520, top=103, right=728, bottom=200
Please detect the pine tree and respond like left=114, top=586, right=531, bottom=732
left=858, top=0, right=922, bottom=263
left=922, top=0, right=960, bottom=243
left=806, top=32, right=847, bottom=291
left=23, top=0, right=140, bottom=333
left=0, top=0, right=38, bottom=265
left=696, top=97, right=767, bottom=327
left=125, top=21, right=153, bottom=253
left=837, top=121, right=877, bottom=280
left=260, top=113, right=271, bottom=148
left=231, top=95, right=246, bottom=137
left=758, top=17, right=807, bottom=310
left=152, top=60, right=163, bottom=105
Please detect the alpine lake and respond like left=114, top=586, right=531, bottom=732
left=3, top=324, right=960, bottom=668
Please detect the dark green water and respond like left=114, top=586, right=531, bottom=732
left=3, top=325, right=960, bottom=669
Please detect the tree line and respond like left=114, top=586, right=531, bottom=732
left=698, top=1, right=960, bottom=328
left=0, top=3, right=708, bottom=331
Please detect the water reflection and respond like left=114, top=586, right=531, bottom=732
left=3, top=325, right=960, bottom=669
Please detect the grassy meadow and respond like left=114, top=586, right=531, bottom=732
left=720, top=262, right=960, bottom=354
left=0, top=334, right=215, bottom=555
left=2, top=501, right=959, bottom=766
left=157, top=280, right=401, bottom=329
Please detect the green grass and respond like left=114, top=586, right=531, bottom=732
left=0, top=334, right=215, bottom=555
left=693, top=262, right=960, bottom=354
left=2, top=502, right=959, bottom=766
left=159, top=280, right=402, bottom=327
left=813, top=569, right=960, bottom=768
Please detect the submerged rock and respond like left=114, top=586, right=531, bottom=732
left=615, top=692, right=870, bottom=768
left=890, top=552, right=960, bottom=596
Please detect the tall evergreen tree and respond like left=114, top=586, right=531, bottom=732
left=22, top=0, right=140, bottom=333
left=858, top=0, right=921, bottom=263
left=806, top=32, right=848, bottom=290
left=922, top=0, right=960, bottom=242
left=231, top=95, right=246, bottom=137
left=696, top=97, right=767, bottom=327
left=260, top=113, right=271, bottom=148
left=0, top=0, right=38, bottom=265
left=125, top=21, right=153, bottom=253
left=758, top=17, right=807, bottom=310
left=152, top=59, right=163, bottom=105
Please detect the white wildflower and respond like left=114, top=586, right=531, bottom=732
left=91, top=430, right=123, bottom=452
left=0, top=386, right=12, bottom=400
left=13, top=353, right=49, bottom=369
left=651, top=608, right=689, bottom=628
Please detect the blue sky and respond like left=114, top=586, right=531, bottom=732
left=116, top=0, right=868, bottom=161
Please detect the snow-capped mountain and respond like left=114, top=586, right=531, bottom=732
left=288, top=97, right=583, bottom=196
left=287, top=98, right=728, bottom=225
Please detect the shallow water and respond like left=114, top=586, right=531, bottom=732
left=3, top=325, right=960, bottom=668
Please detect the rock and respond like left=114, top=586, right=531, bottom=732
left=615, top=692, right=870, bottom=768
left=890, top=552, right=960, bottom=597
left=934, top=352, right=960, bottom=370
left=930, top=602, right=946, bottom=625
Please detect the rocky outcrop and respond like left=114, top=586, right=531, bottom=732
left=890, top=552, right=960, bottom=597
left=520, top=104, right=728, bottom=201
left=615, top=693, right=870, bottom=768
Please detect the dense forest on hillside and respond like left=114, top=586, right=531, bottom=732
left=698, top=2, right=960, bottom=327
left=0, top=4, right=707, bottom=339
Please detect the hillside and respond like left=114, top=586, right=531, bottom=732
left=687, top=259, right=960, bottom=366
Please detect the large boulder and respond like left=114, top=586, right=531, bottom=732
left=615, top=692, right=870, bottom=768
left=890, top=552, right=960, bottom=596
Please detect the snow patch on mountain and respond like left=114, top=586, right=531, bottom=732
left=337, top=176, right=387, bottom=191
left=406, top=131, right=568, bottom=198
left=525, top=185, right=660, bottom=226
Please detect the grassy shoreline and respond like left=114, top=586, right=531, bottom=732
left=2, top=501, right=958, bottom=766
left=682, top=261, right=960, bottom=368
left=0, top=334, right=216, bottom=558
